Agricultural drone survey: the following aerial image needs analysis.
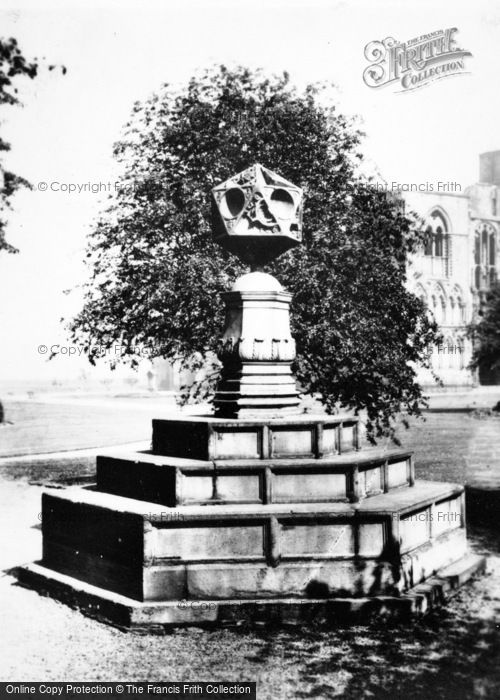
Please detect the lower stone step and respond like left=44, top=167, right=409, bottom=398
left=38, top=481, right=466, bottom=602
left=17, top=553, right=486, bottom=632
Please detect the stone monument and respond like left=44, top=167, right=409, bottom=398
left=20, top=164, right=485, bottom=630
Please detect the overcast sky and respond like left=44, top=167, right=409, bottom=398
left=0, top=0, right=498, bottom=381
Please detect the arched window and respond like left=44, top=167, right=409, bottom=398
left=424, top=211, right=449, bottom=258
left=415, top=285, right=434, bottom=323
left=430, top=286, right=447, bottom=325
left=424, top=226, right=433, bottom=256
left=475, top=234, right=481, bottom=265
left=435, top=226, right=444, bottom=257
left=449, top=297, right=456, bottom=324
left=474, top=223, right=497, bottom=291
left=448, top=287, right=465, bottom=326
left=440, top=296, right=446, bottom=324
left=475, top=265, right=481, bottom=289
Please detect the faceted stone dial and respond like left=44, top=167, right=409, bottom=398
left=212, top=163, right=303, bottom=267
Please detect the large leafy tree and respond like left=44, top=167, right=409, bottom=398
left=468, top=284, right=500, bottom=385
left=0, top=37, right=38, bottom=253
left=0, top=38, right=39, bottom=424
left=70, top=65, right=439, bottom=439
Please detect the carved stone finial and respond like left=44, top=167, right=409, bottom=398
left=212, top=163, right=303, bottom=267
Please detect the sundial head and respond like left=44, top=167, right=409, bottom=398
left=211, top=163, right=303, bottom=267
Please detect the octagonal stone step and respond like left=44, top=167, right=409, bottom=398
left=18, top=552, right=487, bottom=630
left=95, top=447, right=414, bottom=506
left=151, top=414, right=360, bottom=461
left=38, top=481, right=466, bottom=603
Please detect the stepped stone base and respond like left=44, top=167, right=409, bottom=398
left=19, top=411, right=485, bottom=629
left=18, top=553, right=486, bottom=632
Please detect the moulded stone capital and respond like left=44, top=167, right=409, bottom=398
left=218, top=336, right=296, bottom=363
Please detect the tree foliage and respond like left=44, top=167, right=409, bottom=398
left=70, top=65, right=440, bottom=439
left=0, top=37, right=39, bottom=253
left=468, top=284, right=500, bottom=383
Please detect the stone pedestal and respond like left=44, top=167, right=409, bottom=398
left=214, top=272, right=300, bottom=417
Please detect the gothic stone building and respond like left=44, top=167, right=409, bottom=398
left=405, top=151, right=500, bottom=387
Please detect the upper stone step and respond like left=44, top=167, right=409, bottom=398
left=152, top=414, right=361, bottom=461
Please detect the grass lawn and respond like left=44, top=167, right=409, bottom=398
left=0, top=400, right=152, bottom=458
left=395, top=412, right=472, bottom=483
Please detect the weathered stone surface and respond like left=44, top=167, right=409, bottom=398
left=38, top=481, right=467, bottom=602
left=211, top=164, right=303, bottom=267
left=151, top=414, right=360, bottom=461
left=18, top=553, right=486, bottom=630
left=212, top=273, right=300, bottom=417
left=211, top=166, right=305, bottom=418
left=96, top=446, right=414, bottom=506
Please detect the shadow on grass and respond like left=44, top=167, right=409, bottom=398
left=297, top=613, right=500, bottom=699
left=223, top=525, right=500, bottom=700
left=229, top=582, right=500, bottom=699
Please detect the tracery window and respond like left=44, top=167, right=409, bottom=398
left=424, top=211, right=448, bottom=258
left=473, top=222, right=497, bottom=290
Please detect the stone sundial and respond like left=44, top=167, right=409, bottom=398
left=19, top=163, right=484, bottom=631
left=211, top=163, right=303, bottom=267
